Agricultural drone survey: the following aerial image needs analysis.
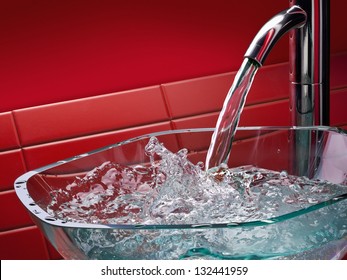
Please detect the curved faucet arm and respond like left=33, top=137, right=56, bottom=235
left=244, top=5, right=306, bottom=66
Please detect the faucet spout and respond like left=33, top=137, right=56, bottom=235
left=244, top=5, right=306, bottom=66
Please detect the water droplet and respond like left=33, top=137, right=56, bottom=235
left=280, top=170, right=288, bottom=178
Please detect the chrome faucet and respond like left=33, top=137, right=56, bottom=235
left=244, top=0, right=330, bottom=177
left=206, top=0, right=330, bottom=173
left=245, top=0, right=330, bottom=127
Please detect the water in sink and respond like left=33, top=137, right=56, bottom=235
left=48, top=136, right=347, bottom=225
left=46, top=54, right=347, bottom=259
left=46, top=136, right=347, bottom=259
left=47, top=54, right=346, bottom=227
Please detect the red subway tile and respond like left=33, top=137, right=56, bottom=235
left=171, top=100, right=290, bottom=152
left=172, top=102, right=291, bottom=132
left=162, top=72, right=234, bottom=118
left=0, top=226, right=49, bottom=259
left=0, top=190, right=34, bottom=231
left=162, top=62, right=289, bottom=119
left=185, top=131, right=291, bottom=172
left=172, top=112, right=219, bottom=130
left=23, top=122, right=174, bottom=170
left=183, top=129, right=291, bottom=173
left=0, top=149, right=27, bottom=191
left=187, top=151, right=208, bottom=166
left=331, top=52, right=347, bottom=89
left=331, top=89, right=347, bottom=126
left=172, top=113, right=218, bottom=152
left=158, top=52, right=345, bottom=123
left=13, top=86, right=169, bottom=146
left=250, top=62, right=289, bottom=102
left=0, top=112, right=20, bottom=151
left=228, top=131, right=290, bottom=171
left=239, top=99, right=291, bottom=126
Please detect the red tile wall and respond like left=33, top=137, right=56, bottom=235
left=0, top=227, right=49, bottom=260
left=1, top=0, right=347, bottom=260
left=0, top=1, right=295, bottom=112
left=0, top=112, right=20, bottom=151
left=1, top=1, right=346, bottom=261
left=13, top=86, right=169, bottom=146
left=1, top=53, right=347, bottom=260
left=2, top=1, right=347, bottom=113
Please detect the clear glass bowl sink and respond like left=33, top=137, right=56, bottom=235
left=15, top=126, right=347, bottom=259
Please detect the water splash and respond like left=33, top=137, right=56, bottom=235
left=47, top=138, right=347, bottom=259
left=48, top=138, right=347, bottom=226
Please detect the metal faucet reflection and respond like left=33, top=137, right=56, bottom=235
left=245, top=0, right=330, bottom=176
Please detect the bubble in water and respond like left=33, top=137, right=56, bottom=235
left=48, top=137, right=347, bottom=225
left=280, top=170, right=288, bottom=178
left=47, top=137, right=347, bottom=259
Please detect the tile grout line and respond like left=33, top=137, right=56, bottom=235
left=10, top=111, right=24, bottom=149
left=11, top=111, right=30, bottom=173
left=19, top=120, right=172, bottom=150
left=159, top=84, right=174, bottom=121
left=158, top=84, right=181, bottom=146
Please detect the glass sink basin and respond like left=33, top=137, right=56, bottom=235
left=15, top=126, right=347, bottom=259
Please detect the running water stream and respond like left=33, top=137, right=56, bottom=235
left=205, top=58, right=259, bottom=170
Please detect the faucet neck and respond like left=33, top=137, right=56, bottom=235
left=244, top=6, right=306, bottom=66
left=289, top=0, right=330, bottom=126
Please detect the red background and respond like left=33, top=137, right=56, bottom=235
left=0, top=0, right=345, bottom=112
left=0, top=0, right=347, bottom=260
